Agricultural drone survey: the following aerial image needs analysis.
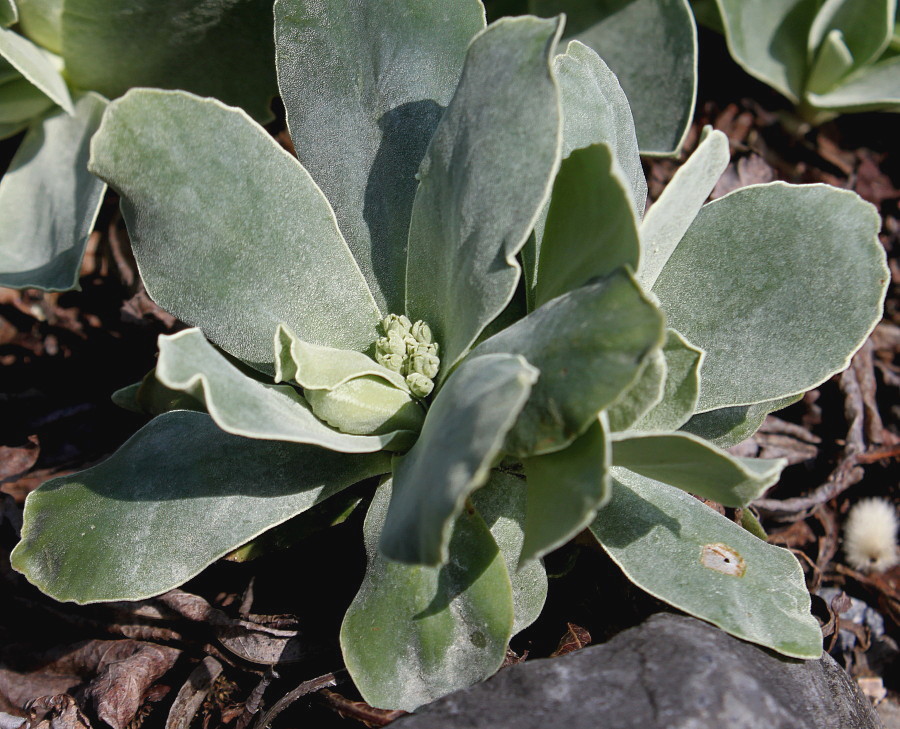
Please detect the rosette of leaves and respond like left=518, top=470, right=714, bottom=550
left=0, top=0, right=276, bottom=291
left=693, top=0, right=900, bottom=123
left=486, top=0, right=698, bottom=156
left=11, top=0, right=888, bottom=712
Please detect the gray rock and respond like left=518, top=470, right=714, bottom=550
left=392, top=613, right=882, bottom=729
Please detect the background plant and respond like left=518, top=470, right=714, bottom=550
left=693, top=0, right=900, bottom=123
left=0, top=0, right=276, bottom=292
left=9, top=0, right=889, bottom=713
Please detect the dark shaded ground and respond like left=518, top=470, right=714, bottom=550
left=1, top=27, right=899, bottom=729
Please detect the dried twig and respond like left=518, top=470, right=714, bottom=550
left=251, top=672, right=342, bottom=729
left=235, top=667, right=278, bottom=729
left=755, top=347, right=874, bottom=515
left=316, top=687, right=406, bottom=728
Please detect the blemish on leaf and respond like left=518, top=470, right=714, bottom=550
left=700, top=543, right=746, bottom=577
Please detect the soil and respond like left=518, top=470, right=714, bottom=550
left=1, top=26, right=899, bottom=729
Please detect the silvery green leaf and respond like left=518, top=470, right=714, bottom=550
left=0, top=119, right=26, bottom=137
left=533, top=143, right=640, bottom=308
left=379, top=353, right=538, bottom=566
left=0, top=93, right=106, bottom=291
left=341, top=480, right=514, bottom=711
left=520, top=415, right=609, bottom=563
left=274, top=324, right=408, bottom=393
left=275, top=0, right=485, bottom=313
left=590, top=468, right=822, bottom=659
left=304, top=378, right=425, bottom=437
left=405, top=16, right=563, bottom=373
left=15, top=0, right=60, bottom=51
left=471, top=470, right=548, bottom=635
left=531, top=0, right=697, bottom=156
left=0, top=26, right=71, bottom=113
left=606, top=349, right=666, bottom=433
left=0, top=56, right=18, bottom=83
left=808, top=55, right=900, bottom=111
left=523, top=40, right=646, bottom=303
left=714, top=0, right=818, bottom=103
left=805, top=29, right=854, bottom=95
left=61, top=0, right=276, bottom=121
left=0, top=0, right=16, bottom=27
left=610, top=431, right=785, bottom=506
left=11, top=411, right=390, bottom=603
left=634, top=328, right=704, bottom=432
left=637, top=128, right=730, bottom=290
left=807, top=0, right=894, bottom=73
left=680, top=395, right=800, bottom=449
left=553, top=40, right=646, bottom=213
left=89, top=90, right=382, bottom=370
left=0, top=75, right=53, bottom=122
left=652, top=183, right=888, bottom=412
left=155, top=329, right=414, bottom=453
left=474, top=269, right=665, bottom=457
left=111, top=368, right=205, bottom=417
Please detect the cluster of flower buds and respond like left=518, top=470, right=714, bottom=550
left=375, top=314, right=440, bottom=398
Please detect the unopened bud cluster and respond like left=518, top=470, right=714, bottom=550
left=375, top=314, right=440, bottom=398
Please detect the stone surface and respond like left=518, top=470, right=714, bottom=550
left=392, top=613, right=883, bottom=729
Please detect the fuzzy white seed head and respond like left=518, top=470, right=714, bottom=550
left=844, top=497, right=899, bottom=572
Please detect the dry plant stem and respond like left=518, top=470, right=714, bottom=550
left=834, top=563, right=900, bottom=626
left=754, top=344, right=877, bottom=516
left=250, top=672, right=342, bottom=729
left=235, top=667, right=278, bottom=729
left=316, top=688, right=407, bottom=728
left=106, top=212, right=138, bottom=290
left=812, top=506, right=840, bottom=593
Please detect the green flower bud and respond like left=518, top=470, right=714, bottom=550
left=388, top=333, right=409, bottom=356
left=403, top=334, right=420, bottom=358
left=406, top=373, right=434, bottom=398
left=376, top=351, right=405, bottom=372
left=375, top=313, right=441, bottom=398
left=411, top=320, right=433, bottom=344
left=409, top=352, right=440, bottom=380
left=382, top=313, right=412, bottom=337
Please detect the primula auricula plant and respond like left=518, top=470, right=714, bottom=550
left=11, top=0, right=888, bottom=712
left=0, top=0, right=275, bottom=292
left=694, top=0, right=900, bottom=123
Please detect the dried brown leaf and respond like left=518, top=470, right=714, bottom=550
left=767, top=519, right=817, bottom=549
left=317, top=689, right=405, bottom=729
left=154, top=591, right=304, bottom=665
left=84, top=642, right=180, bottom=729
left=0, top=437, right=39, bottom=482
left=551, top=623, right=592, bottom=658
left=855, top=151, right=899, bottom=207
left=165, top=658, right=222, bottom=729
left=25, top=696, right=91, bottom=729
left=712, top=154, right=775, bottom=199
